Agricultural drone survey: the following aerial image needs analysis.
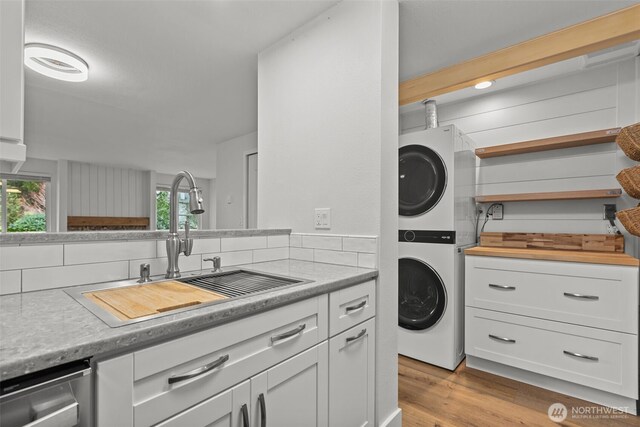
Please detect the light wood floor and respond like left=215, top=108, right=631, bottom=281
left=398, top=356, right=639, bottom=427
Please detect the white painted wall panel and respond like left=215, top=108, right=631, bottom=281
left=67, top=161, right=150, bottom=218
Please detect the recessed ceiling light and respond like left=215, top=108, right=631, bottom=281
left=24, top=43, right=89, bottom=82
left=474, top=80, right=494, bottom=90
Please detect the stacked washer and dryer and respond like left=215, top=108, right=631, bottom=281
left=398, top=124, right=476, bottom=371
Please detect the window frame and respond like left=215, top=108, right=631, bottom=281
left=0, top=173, right=51, bottom=234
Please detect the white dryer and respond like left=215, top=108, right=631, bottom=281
left=397, top=124, right=475, bottom=370
left=399, top=125, right=476, bottom=245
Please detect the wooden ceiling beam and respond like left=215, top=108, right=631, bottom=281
left=399, top=4, right=640, bottom=106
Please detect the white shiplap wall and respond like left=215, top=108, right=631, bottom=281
left=401, top=58, right=639, bottom=254
left=67, top=161, right=150, bottom=217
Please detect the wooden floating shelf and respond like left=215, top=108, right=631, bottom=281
left=475, top=128, right=621, bottom=159
left=475, top=188, right=622, bottom=203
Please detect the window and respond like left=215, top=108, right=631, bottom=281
left=156, top=188, right=199, bottom=230
left=0, top=174, right=49, bottom=233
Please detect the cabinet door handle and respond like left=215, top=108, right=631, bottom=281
left=345, top=300, right=366, bottom=313
left=563, top=350, right=599, bottom=362
left=346, top=328, right=367, bottom=344
left=270, top=324, right=306, bottom=344
left=489, top=334, right=516, bottom=343
left=563, top=292, right=599, bottom=301
left=489, top=284, right=516, bottom=291
left=167, top=354, right=229, bottom=384
left=258, top=393, right=267, bottom=427
left=240, top=403, right=249, bottom=427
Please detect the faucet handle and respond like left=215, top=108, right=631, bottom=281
left=204, top=256, right=222, bottom=272
left=138, top=263, right=152, bottom=283
left=182, top=221, right=194, bottom=256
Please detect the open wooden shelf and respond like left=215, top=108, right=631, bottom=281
left=475, top=128, right=621, bottom=159
left=475, top=188, right=622, bottom=203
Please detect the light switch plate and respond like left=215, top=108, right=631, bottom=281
left=315, top=208, right=331, bottom=229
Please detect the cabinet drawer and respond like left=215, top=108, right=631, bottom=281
left=329, top=280, right=375, bottom=336
left=466, top=307, right=638, bottom=399
left=133, top=295, right=328, bottom=426
left=466, top=256, right=638, bottom=333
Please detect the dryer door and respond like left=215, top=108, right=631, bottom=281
left=398, top=258, right=447, bottom=330
left=399, top=145, right=447, bottom=216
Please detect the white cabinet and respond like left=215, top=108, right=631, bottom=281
left=0, top=0, right=26, bottom=171
left=329, top=318, right=375, bottom=427
left=465, top=254, right=639, bottom=412
left=251, top=342, right=328, bottom=427
left=96, top=280, right=376, bottom=426
left=156, top=380, right=250, bottom=427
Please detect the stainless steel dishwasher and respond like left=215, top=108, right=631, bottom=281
left=0, top=360, right=92, bottom=427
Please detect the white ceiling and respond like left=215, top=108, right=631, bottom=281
left=24, top=0, right=639, bottom=178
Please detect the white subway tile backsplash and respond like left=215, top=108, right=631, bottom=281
left=22, top=261, right=129, bottom=292
left=289, top=234, right=302, bottom=248
left=314, top=249, right=357, bottom=267
left=0, top=270, right=21, bottom=294
left=343, top=237, right=377, bottom=254
left=220, top=236, right=267, bottom=252
left=357, top=253, right=377, bottom=269
left=290, top=247, right=314, bottom=262
left=267, top=235, right=289, bottom=248
left=65, top=241, right=156, bottom=265
left=155, top=238, right=221, bottom=256
left=128, top=255, right=201, bottom=279
left=253, top=247, right=289, bottom=263
left=302, top=235, right=342, bottom=251
left=202, top=250, right=253, bottom=267
left=0, top=245, right=63, bottom=271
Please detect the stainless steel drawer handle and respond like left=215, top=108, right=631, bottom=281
left=489, top=284, right=516, bottom=291
left=241, top=403, right=250, bottom=427
left=563, top=350, right=599, bottom=362
left=270, top=324, right=306, bottom=344
left=563, top=292, right=599, bottom=301
left=345, top=300, right=367, bottom=313
left=346, top=328, right=367, bottom=344
left=489, top=334, right=516, bottom=343
left=168, top=354, right=229, bottom=384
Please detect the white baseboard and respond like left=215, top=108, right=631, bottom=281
left=467, top=355, right=638, bottom=416
left=379, top=407, right=402, bottom=427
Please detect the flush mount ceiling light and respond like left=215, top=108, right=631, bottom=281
left=474, top=80, right=494, bottom=90
left=24, top=43, right=89, bottom=82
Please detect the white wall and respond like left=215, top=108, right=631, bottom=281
left=215, top=132, right=257, bottom=229
left=257, top=1, right=400, bottom=425
left=401, top=58, right=640, bottom=255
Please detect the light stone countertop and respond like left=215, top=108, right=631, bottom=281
left=0, top=260, right=377, bottom=381
left=0, top=228, right=291, bottom=245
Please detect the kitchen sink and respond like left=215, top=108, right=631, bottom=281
left=65, top=269, right=313, bottom=327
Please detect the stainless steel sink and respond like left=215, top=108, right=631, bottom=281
left=65, top=269, right=313, bottom=327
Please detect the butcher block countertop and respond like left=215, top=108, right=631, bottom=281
left=465, top=246, right=640, bottom=267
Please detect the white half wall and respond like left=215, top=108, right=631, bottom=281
left=215, top=131, right=257, bottom=229
left=257, top=0, right=399, bottom=424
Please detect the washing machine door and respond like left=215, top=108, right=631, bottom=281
left=399, top=145, right=447, bottom=216
left=398, top=258, right=446, bottom=330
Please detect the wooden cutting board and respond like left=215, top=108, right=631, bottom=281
left=85, top=281, right=227, bottom=320
left=480, top=232, right=624, bottom=253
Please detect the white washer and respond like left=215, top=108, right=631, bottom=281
left=397, top=124, right=475, bottom=370
left=398, top=239, right=467, bottom=370
left=399, top=124, right=476, bottom=245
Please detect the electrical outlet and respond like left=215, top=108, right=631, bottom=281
left=491, top=204, right=504, bottom=220
left=603, top=204, right=616, bottom=221
left=314, top=208, right=331, bottom=229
